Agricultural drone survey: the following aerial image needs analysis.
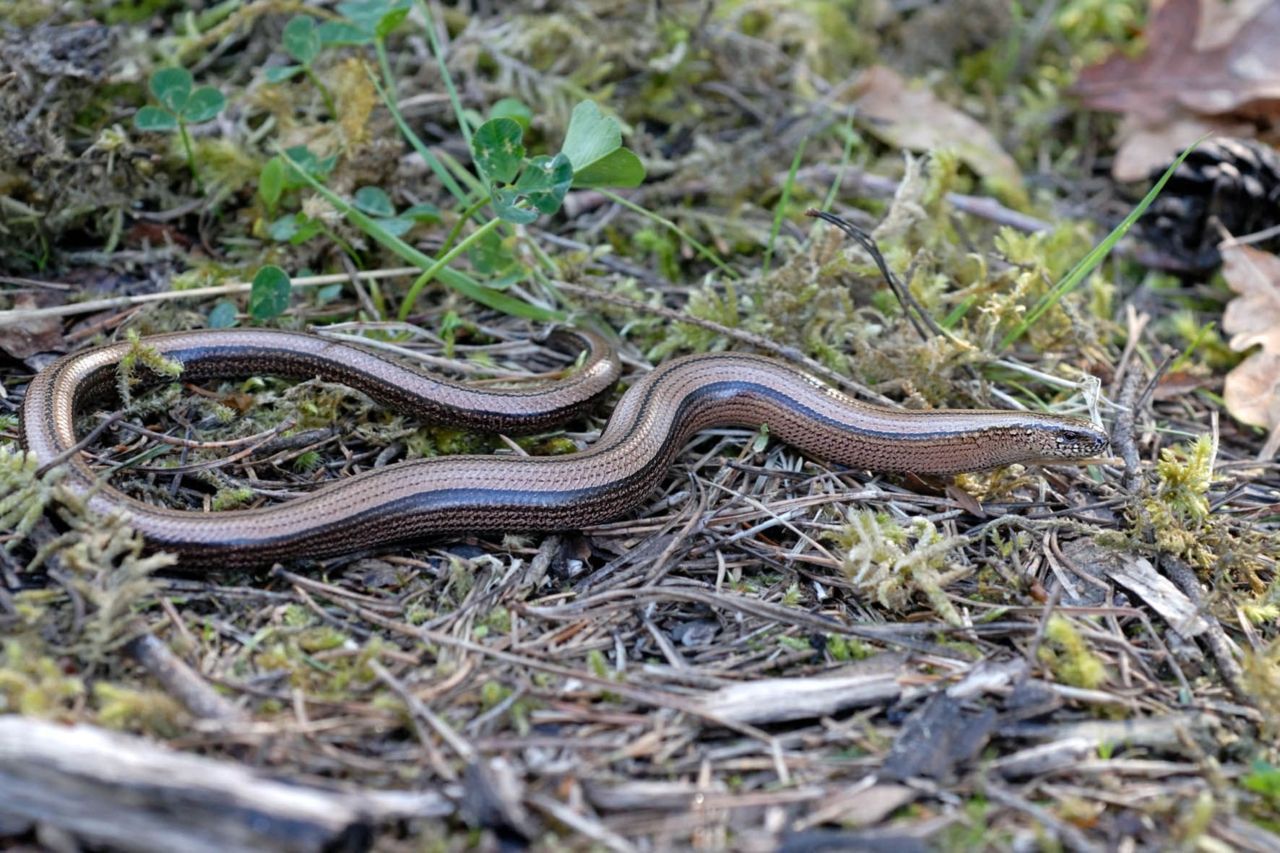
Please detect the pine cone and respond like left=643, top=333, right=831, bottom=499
left=1136, top=138, right=1280, bottom=272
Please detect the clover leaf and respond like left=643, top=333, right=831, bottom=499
left=134, top=66, right=227, bottom=190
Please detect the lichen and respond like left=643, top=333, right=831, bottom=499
left=827, top=508, right=968, bottom=626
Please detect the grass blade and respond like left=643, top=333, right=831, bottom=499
left=279, top=148, right=562, bottom=322
left=998, top=137, right=1204, bottom=351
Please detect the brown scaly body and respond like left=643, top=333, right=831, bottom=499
left=20, top=328, right=1108, bottom=567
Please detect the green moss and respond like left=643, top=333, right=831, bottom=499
left=480, top=680, right=511, bottom=709
left=0, top=639, right=85, bottom=717
left=1038, top=615, right=1107, bottom=689
left=1242, top=760, right=1280, bottom=832
left=100, top=0, right=186, bottom=24
left=117, top=329, right=184, bottom=406
left=0, top=447, right=61, bottom=553
left=211, top=486, right=254, bottom=511
left=1242, top=641, right=1280, bottom=742
left=94, top=681, right=186, bottom=736
left=1141, top=435, right=1217, bottom=569
left=586, top=648, right=611, bottom=680
left=777, top=635, right=810, bottom=652
left=825, top=634, right=873, bottom=662
left=828, top=508, right=967, bottom=625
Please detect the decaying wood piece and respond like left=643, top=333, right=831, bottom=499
left=0, top=716, right=452, bottom=853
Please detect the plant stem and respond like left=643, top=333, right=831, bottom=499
left=440, top=196, right=490, bottom=256
left=598, top=189, right=739, bottom=279
left=415, top=0, right=472, bottom=151
left=303, top=65, right=338, bottom=118
left=276, top=146, right=561, bottom=321
left=398, top=217, right=500, bottom=321
left=763, top=136, right=807, bottom=280
left=176, top=120, right=203, bottom=192
left=370, top=40, right=467, bottom=204
left=317, top=223, right=361, bottom=269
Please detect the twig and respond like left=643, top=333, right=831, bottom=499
left=0, top=716, right=451, bottom=852
left=34, top=411, right=125, bottom=477
left=805, top=208, right=943, bottom=342
left=794, top=166, right=1052, bottom=233
left=1113, top=369, right=1144, bottom=495
left=124, top=633, right=245, bottom=722
left=0, top=267, right=424, bottom=328
left=981, top=779, right=1104, bottom=853
left=1159, top=555, right=1247, bottom=703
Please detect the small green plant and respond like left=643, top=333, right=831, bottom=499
left=134, top=66, right=227, bottom=190
left=1142, top=434, right=1218, bottom=567
left=1244, top=760, right=1280, bottom=818
left=268, top=15, right=338, bottom=115
left=249, top=265, right=291, bottom=322
left=1038, top=615, right=1108, bottom=689
left=351, top=186, right=439, bottom=237
left=999, top=137, right=1201, bottom=350
left=263, top=145, right=338, bottom=244
left=389, top=98, right=646, bottom=320
left=471, top=99, right=645, bottom=227
left=0, top=448, right=61, bottom=554
left=207, top=300, right=238, bottom=329
left=117, top=330, right=183, bottom=405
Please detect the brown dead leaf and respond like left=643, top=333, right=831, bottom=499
left=1223, top=350, right=1280, bottom=432
left=1151, top=370, right=1219, bottom=402
left=0, top=293, right=65, bottom=360
left=1222, top=244, right=1280, bottom=355
left=1074, top=0, right=1280, bottom=180
left=850, top=65, right=1025, bottom=203
left=1220, top=244, right=1280, bottom=454
left=1075, top=0, right=1280, bottom=121
left=1110, top=114, right=1254, bottom=182
left=1194, top=0, right=1274, bottom=49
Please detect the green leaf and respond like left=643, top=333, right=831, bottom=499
left=268, top=213, right=321, bottom=244
left=337, top=0, right=411, bottom=36
left=998, top=137, right=1204, bottom=350
left=290, top=221, right=323, bottom=244
left=468, top=227, right=519, bottom=276
left=317, top=21, right=372, bottom=45
left=249, top=265, right=291, bottom=321
left=570, top=147, right=645, bottom=188
left=259, top=157, right=285, bottom=209
left=490, top=97, right=532, bottom=130
left=278, top=145, right=563, bottom=322
left=491, top=189, right=540, bottom=225
left=403, top=202, right=441, bottom=223
left=282, top=15, right=321, bottom=65
left=181, top=87, right=225, bottom=123
left=207, top=301, right=239, bottom=329
left=315, top=283, right=344, bottom=305
left=471, top=118, right=524, bottom=185
left=149, top=66, right=192, bottom=112
left=265, top=65, right=303, bottom=83
left=560, top=100, right=622, bottom=175
left=375, top=5, right=409, bottom=37
left=376, top=216, right=414, bottom=237
left=514, top=153, right=573, bottom=214
left=280, top=145, right=336, bottom=190
left=268, top=214, right=300, bottom=241
left=353, top=185, right=395, bottom=216
left=133, top=106, right=177, bottom=132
